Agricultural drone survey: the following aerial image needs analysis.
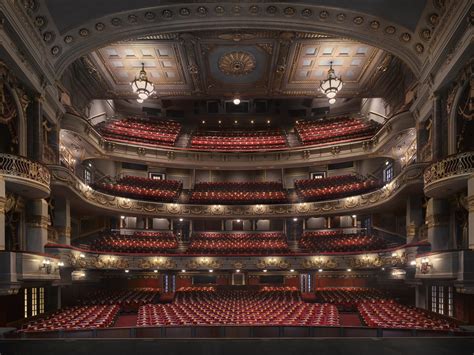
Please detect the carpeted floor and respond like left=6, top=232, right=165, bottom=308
left=339, top=313, right=363, bottom=327
left=114, top=314, right=138, bottom=328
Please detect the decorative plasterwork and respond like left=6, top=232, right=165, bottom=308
left=49, top=163, right=426, bottom=219
left=218, top=51, right=256, bottom=76
left=17, top=1, right=436, bottom=76
left=47, top=245, right=419, bottom=272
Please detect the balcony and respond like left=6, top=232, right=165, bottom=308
left=424, top=152, right=474, bottom=198
left=0, top=154, right=51, bottom=199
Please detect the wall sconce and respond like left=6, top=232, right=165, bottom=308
left=418, top=257, right=433, bottom=274
left=39, top=259, right=52, bottom=274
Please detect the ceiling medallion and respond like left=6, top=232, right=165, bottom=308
left=218, top=51, right=256, bottom=76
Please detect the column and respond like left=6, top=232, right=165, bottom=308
left=415, top=284, right=427, bottom=309
left=426, top=198, right=452, bottom=251
left=468, top=174, right=474, bottom=249
left=26, top=199, right=49, bottom=253
left=406, top=195, right=424, bottom=243
left=54, top=198, right=71, bottom=245
left=27, top=95, right=43, bottom=162
left=57, top=286, right=62, bottom=310
left=432, top=94, right=442, bottom=161
left=0, top=176, right=5, bottom=250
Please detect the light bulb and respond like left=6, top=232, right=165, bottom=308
left=233, top=98, right=241, bottom=105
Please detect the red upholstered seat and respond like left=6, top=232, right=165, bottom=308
left=299, top=230, right=388, bottom=252
left=86, top=231, right=178, bottom=253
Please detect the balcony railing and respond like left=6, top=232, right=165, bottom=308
left=0, top=153, right=50, bottom=187
left=424, top=152, right=474, bottom=186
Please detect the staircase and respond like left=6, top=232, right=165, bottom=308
left=286, top=132, right=301, bottom=147
left=175, top=129, right=193, bottom=148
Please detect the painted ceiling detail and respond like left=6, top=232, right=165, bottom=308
left=78, top=30, right=406, bottom=99
left=218, top=51, right=257, bottom=76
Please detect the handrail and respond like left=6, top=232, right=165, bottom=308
left=0, top=153, right=50, bottom=186
left=424, top=151, right=474, bottom=185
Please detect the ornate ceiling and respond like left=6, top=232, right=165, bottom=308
left=83, top=30, right=391, bottom=100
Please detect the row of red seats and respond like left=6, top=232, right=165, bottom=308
left=118, top=176, right=182, bottom=190
left=315, top=288, right=388, bottom=310
left=87, top=232, right=178, bottom=253
left=295, top=117, right=380, bottom=146
left=193, top=181, right=284, bottom=191
left=137, top=289, right=339, bottom=326
left=190, top=181, right=288, bottom=204
left=295, top=175, right=362, bottom=189
left=191, top=129, right=287, bottom=151
left=187, top=232, right=290, bottom=254
left=19, top=305, right=119, bottom=332
left=92, top=177, right=182, bottom=203
left=299, top=231, right=387, bottom=252
left=80, top=288, right=159, bottom=309
left=358, top=300, right=458, bottom=330
left=98, top=118, right=181, bottom=147
left=295, top=175, right=381, bottom=202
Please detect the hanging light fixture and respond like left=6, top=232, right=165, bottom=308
left=130, top=62, right=155, bottom=101
left=320, top=61, right=343, bottom=100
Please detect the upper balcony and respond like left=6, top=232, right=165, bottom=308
left=0, top=154, right=51, bottom=199
left=60, top=110, right=416, bottom=170
left=424, top=152, right=474, bottom=198
left=49, top=163, right=426, bottom=219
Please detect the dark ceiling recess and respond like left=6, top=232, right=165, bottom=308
left=166, top=110, right=184, bottom=118
left=225, top=101, right=249, bottom=114
left=289, top=109, right=307, bottom=118
left=207, top=101, right=220, bottom=114
left=311, top=106, right=330, bottom=116
left=142, top=106, right=162, bottom=116
left=254, top=100, right=268, bottom=114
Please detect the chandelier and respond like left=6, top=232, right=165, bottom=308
left=320, top=61, right=343, bottom=104
left=130, top=63, right=155, bottom=102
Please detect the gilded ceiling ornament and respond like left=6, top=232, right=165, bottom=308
left=95, top=22, right=105, bottom=31
left=384, top=26, right=396, bottom=35
left=301, top=9, right=312, bottom=17
left=43, top=31, right=54, bottom=43
left=215, top=6, right=225, bottom=14
left=218, top=51, right=257, bottom=76
left=248, top=5, right=260, bottom=15
left=34, top=16, right=46, bottom=28
left=415, top=43, right=425, bottom=54
left=353, top=16, right=364, bottom=25
left=420, top=29, right=432, bottom=41
left=370, top=20, right=380, bottom=29
left=284, top=7, right=296, bottom=16
left=336, top=13, right=346, bottom=22
left=180, top=8, right=191, bottom=16
left=162, top=9, right=173, bottom=18
left=51, top=46, right=61, bottom=56
left=144, top=12, right=156, bottom=20
left=111, top=18, right=122, bottom=26
left=266, top=6, right=278, bottom=15
left=196, top=6, right=208, bottom=16
left=319, top=11, right=329, bottom=19
left=428, top=13, right=439, bottom=26
left=79, top=28, right=89, bottom=37
left=400, top=33, right=411, bottom=42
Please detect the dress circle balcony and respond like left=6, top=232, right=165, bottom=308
left=0, top=153, right=51, bottom=198
left=424, top=152, right=474, bottom=198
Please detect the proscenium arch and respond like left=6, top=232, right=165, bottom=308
left=51, top=4, right=423, bottom=79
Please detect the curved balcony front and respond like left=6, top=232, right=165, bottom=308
left=424, top=152, right=474, bottom=198
left=45, top=243, right=426, bottom=272
left=61, top=110, right=415, bottom=170
left=49, top=163, right=426, bottom=219
left=0, top=154, right=51, bottom=199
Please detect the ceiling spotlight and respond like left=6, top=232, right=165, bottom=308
left=233, top=98, right=241, bottom=105
left=385, top=160, right=390, bottom=166
left=236, top=219, right=241, bottom=223
left=263, top=269, right=267, bottom=273
left=202, top=120, right=206, bottom=124
left=290, top=269, right=295, bottom=272
left=234, top=120, right=238, bottom=124
left=153, top=270, right=158, bottom=273
left=318, top=269, right=323, bottom=272
left=125, top=269, right=129, bottom=273
left=130, top=63, right=154, bottom=101
left=293, top=218, right=298, bottom=222
left=179, top=218, right=183, bottom=222
left=347, top=268, right=352, bottom=272
left=328, top=98, right=336, bottom=105
left=209, top=269, right=213, bottom=273
left=181, top=269, right=186, bottom=273
left=218, top=120, right=222, bottom=124
left=137, top=98, right=144, bottom=103
left=267, top=120, right=271, bottom=124
left=352, top=215, right=356, bottom=218
left=250, top=120, right=254, bottom=124
left=410, top=260, right=417, bottom=266
left=320, top=61, right=343, bottom=99
left=381, top=267, right=385, bottom=271
left=236, top=269, right=241, bottom=273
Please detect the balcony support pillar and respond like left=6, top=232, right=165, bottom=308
left=26, top=199, right=49, bottom=253
left=468, top=175, right=474, bottom=250
left=54, top=198, right=71, bottom=245
left=426, top=198, right=452, bottom=251
left=0, top=176, right=5, bottom=250
left=432, top=94, right=443, bottom=161
left=406, top=195, right=424, bottom=243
